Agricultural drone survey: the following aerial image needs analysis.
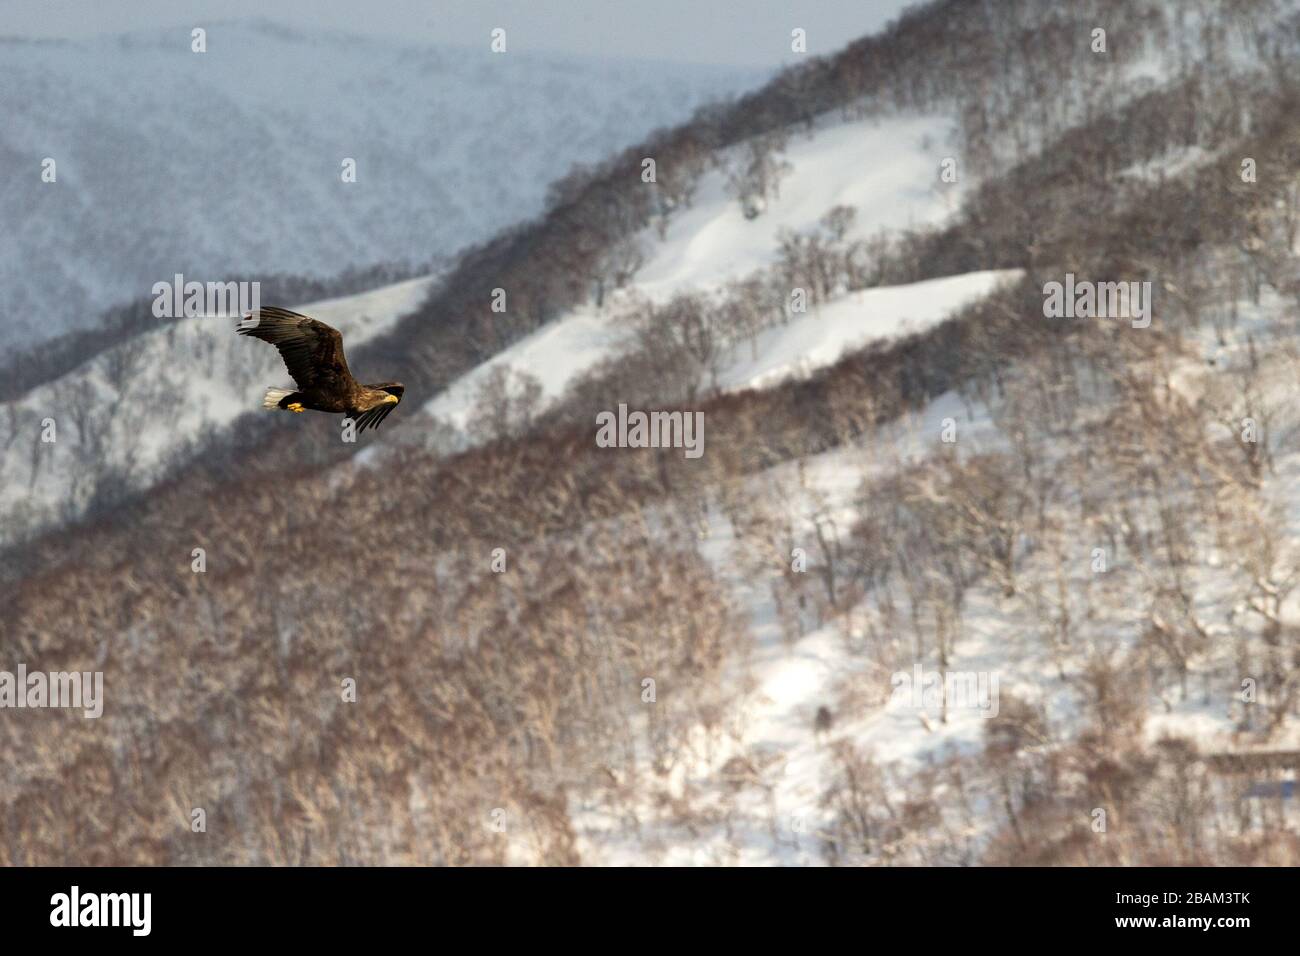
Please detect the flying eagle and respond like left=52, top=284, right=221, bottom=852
left=236, top=307, right=404, bottom=432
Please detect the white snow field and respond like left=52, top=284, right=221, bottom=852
left=716, top=269, right=1020, bottom=393
left=632, top=114, right=964, bottom=303
left=417, top=269, right=1018, bottom=443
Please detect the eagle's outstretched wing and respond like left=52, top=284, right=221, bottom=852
left=237, top=307, right=354, bottom=393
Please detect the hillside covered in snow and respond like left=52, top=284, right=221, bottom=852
left=0, top=275, right=438, bottom=546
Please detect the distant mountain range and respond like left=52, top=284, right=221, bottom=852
left=0, top=20, right=765, bottom=351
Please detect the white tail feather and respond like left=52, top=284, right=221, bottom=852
left=262, top=387, right=295, bottom=410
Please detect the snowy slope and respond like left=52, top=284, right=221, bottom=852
left=572, top=281, right=1300, bottom=864
left=633, top=114, right=962, bottom=302
left=0, top=21, right=766, bottom=351
left=418, top=111, right=973, bottom=443
left=422, top=304, right=618, bottom=435
left=419, top=269, right=1018, bottom=441
left=717, top=270, right=1020, bottom=392
left=571, top=392, right=1006, bottom=865
left=0, top=274, right=437, bottom=547
left=2, top=104, right=978, bottom=542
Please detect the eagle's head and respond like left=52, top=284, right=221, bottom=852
left=365, top=382, right=405, bottom=406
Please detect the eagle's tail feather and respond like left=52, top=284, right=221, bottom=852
left=262, top=387, right=296, bottom=410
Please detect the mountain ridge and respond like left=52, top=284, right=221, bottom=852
left=0, top=20, right=768, bottom=351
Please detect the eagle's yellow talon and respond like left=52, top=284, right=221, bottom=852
left=286, top=402, right=305, bottom=413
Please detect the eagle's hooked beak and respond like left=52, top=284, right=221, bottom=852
left=383, top=394, right=400, bottom=405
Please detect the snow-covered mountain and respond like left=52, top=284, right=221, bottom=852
left=6, top=0, right=1300, bottom=868
left=0, top=21, right=765, bottom=351
left=1, top=108, right=994, bottom=547
left=414, top=111, right=988, bottom=446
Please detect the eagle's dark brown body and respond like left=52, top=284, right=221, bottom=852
left=236, top=307, right=404, bottom=431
